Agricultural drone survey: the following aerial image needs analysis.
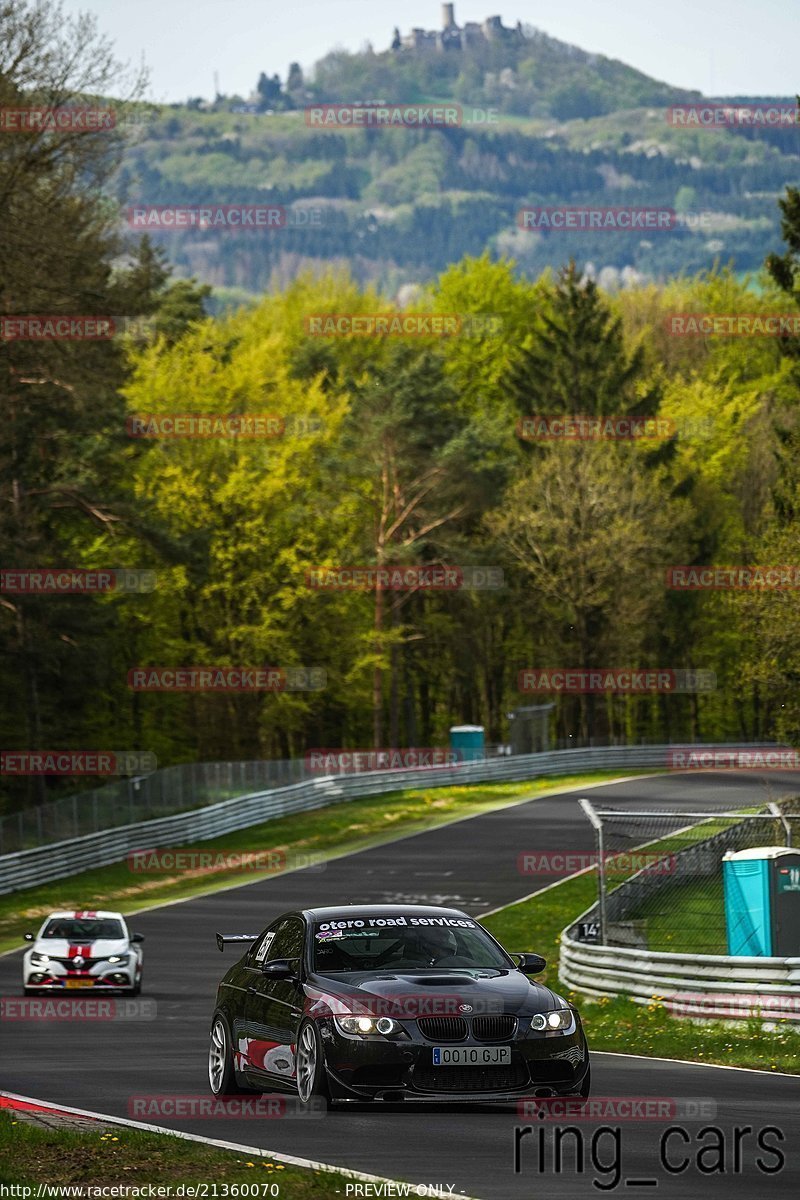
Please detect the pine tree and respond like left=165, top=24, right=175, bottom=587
left=766, top=169, right=800, bottom=368
left=505, top=260, right=659, bottom=420
left=764, top=176, right=800, bottom=520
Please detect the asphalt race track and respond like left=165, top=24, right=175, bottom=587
left=2, top=771, right=799, bottom=1198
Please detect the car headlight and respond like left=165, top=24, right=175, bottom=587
left=106, top=956, right=123, bottom=964
left=334, top=1015, right=401, bottom=1037
left=29, top=952, right=49, bottom=966
left=530, top=1009, right=573, bottom=1032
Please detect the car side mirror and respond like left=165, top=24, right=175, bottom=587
left=514, top=952, right=547, bottom=974
left=131, top=933, right=145, bottom=943
left=23, top=932, right=34, bottom=942
left=260, top=958, right=297, bottom=980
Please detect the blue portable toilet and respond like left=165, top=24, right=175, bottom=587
left=723, top=846, right=800, bottom=956
left=449, top=724, right=485, bottom=763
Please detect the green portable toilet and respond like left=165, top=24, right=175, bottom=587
left=449, top=724, right=485, bottom=763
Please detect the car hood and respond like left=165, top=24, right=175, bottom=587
left=305, top=969, right=563, bottom=1017
left=30, top=938, right=130, bottom=958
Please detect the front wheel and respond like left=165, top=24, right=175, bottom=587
left=295, top=1020, right=331, bottom=1109
left=208, top=1013, right=247, bottom=1095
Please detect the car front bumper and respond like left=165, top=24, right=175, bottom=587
left=319, top=1017, right=590, bottom=1103
left=24, top=967, right=137, bottom=990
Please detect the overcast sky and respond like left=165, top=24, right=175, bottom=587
left=61, top=0, right=795, bottom=104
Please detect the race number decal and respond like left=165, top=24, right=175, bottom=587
left=255, top=931, right=276, bottom=962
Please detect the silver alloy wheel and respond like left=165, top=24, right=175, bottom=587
left=296, top=1024, right=317, bottom=1102
left=208, top=1018, right=227, bottom=1094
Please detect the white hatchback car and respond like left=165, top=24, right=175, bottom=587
left=22, top=910, right=144, bottom=995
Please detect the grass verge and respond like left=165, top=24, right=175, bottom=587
left=0, top=1109, right=345, bottom=1194
left=1, top=771, right=652, bottom=955
left=481, top=868, right=800, bottom=1074
left=634, top=875, right=725, bottom=954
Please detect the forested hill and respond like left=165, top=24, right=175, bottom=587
left=115, top=20, right=798, bottom=301
left=307, top=24, right=701, bottom=119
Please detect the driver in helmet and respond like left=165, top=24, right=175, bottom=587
left=414, top=925, right=459, bottom=967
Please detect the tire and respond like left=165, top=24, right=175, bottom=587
left=295, top=1019, right=332, bottom=1109
left=208, top=1013, right=248, bottom=1096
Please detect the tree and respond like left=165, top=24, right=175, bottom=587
left=333, top=343, right=472, bottom=746
left=765, top=171, right=800, bottom=365
left=0, top=0, right=149, bottom=805
left=733, top=180, right=800, bottom=739
left=488, top=444, right=691, bottom=741
left=111, top=236, right=211, bottom=345
left=121, top=293, right=345, bottom=761
left=256, top=72, right=283, bottom=111
left=764, top=180, right=800, bottom=524
left=0, top=2, right=214, bottom=807
left=286, top=62, right=304, bottom=100
left=504, top=260, right=659, bottom=421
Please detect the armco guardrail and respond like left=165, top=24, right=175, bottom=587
left=2, top=739, right=781, bottom=854
left=560, top=930, right=800, bottom=1020
left=0, top=739, right=782, bottom=902
left=0, top=742, right=775, bottom=895
left=0, top=758, right=310, bottom=854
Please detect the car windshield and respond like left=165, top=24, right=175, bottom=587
left=311, top=916, right=511, bottom=973
left=42, top=918, right=124, bottom=941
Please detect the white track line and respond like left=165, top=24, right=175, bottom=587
left=594, top=1051, right=799, bottom=1078
left=476, top=806, right=709, bottom=918
left=0, top=1088, right=478, bottom=1195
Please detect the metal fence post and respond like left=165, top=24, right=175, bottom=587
left=767, top=801, right=793, bottom=846
left=579, top=797, right=607, bottom=944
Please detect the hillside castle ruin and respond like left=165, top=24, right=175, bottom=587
left=392, top=5, right=525, bottom=53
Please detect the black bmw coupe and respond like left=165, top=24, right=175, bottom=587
left=208, top=904, right=590, bottom=1107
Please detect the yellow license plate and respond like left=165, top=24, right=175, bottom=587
left=65, top=979, right=94, bottom=989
